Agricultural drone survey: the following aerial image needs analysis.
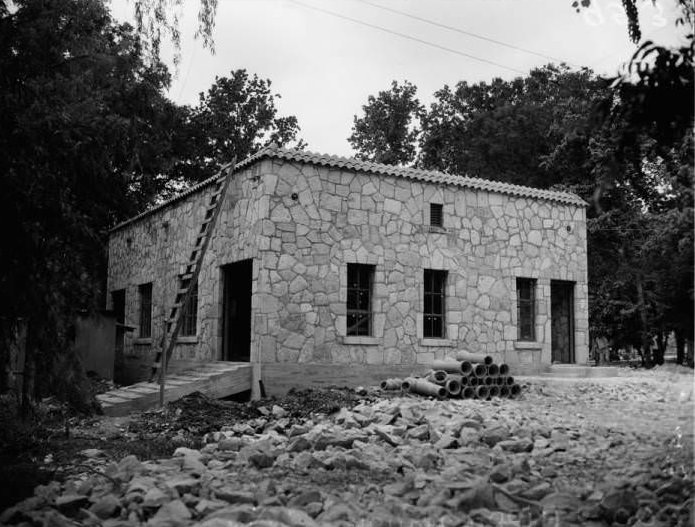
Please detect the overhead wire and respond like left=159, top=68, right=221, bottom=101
left=286, top=0, right=527, bottom=74
left=352, top=0, right=574, bottom=66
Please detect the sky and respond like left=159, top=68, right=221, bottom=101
left=111, top=0, right=687, bottom=158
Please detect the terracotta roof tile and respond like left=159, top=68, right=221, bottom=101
left=110, top=145, right=586, bottom=232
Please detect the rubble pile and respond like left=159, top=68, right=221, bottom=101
left=1, top=376, right=692, bottom=526
left=382, top=352, right=522, bottom=400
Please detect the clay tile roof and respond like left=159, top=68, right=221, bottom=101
left=110, top=144, right=587, bottom=233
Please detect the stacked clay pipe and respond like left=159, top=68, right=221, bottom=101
left=380, top=351, right=522, bottom=400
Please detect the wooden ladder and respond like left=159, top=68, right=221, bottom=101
left=149, top=158, right=237, bottom=383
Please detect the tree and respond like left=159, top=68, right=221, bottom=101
left=349, top=81, right=424, bottom=166
left=588, top=25, right=694, bottom=365
left=172, top=69, right=304, bottom=184
left=593, top=0, right=693, bottom=364
left=0, top=0, right=180, bottom=409
left=418, top=65, right=609, bottom=189
left=125, top=0, right=217, bottom=66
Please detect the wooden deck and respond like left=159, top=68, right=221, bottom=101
left=97, top=362, right=252, bottom=417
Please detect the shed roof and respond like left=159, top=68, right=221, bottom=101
left=110, top=145, right=587, bottom=233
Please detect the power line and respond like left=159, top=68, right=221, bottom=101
left=286, top=0, right=527, bottom=74
left=353, top=0, right=573, bottom=66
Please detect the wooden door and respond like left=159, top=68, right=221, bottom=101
left=551, top=281, right=574, bottom=363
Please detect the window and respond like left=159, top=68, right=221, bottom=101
left=430, top=203, right=443, bottom=228
left=181, top=281, right=198, bottom=336
left=138, top=283, right=153, bottom=338
left=424, top=269, right=447, bottom=338
left=347, top=264, right=374, bottom=336
left=517, top=278, right=536, bottom=341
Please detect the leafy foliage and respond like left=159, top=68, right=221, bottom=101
left=0, top=0, right=307, bottom=409
left=571, top=0, right=692, bottom=44
left=349, top=81, right=423, bottom=166
left=588, top=21, right=694, bottom=364
left=131, top=0, right=216, bottom=66
left=0, top=0, right=187, bottom=407
left=172, top=70, right=304, bottom=184
left=419, top=65, right=609, bottom=189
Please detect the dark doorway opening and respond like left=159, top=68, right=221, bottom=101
left=551, top=281, right=575, bottom=363
left=111, top=289, right=126, bottom=383
left=111, top=289, right=125, bottom=324
left=222, top=259, right=252, bottom=362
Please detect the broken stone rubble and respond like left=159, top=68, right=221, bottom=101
left=1, top=379, right=692, bottom=526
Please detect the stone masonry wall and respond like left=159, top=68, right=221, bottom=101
left=255, top=160, right=588, bottom=373
left=107, top=156, right=589, bottom=385
left=107, top=162, right=269, bottom=383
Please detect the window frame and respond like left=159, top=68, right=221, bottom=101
left=430, top=203, right=444, bottom=228
left=516, top=278, right=537, bottom=341
left=180, top=281, right=198, bottom=337
left=423, top=269, right=447, bottom=338
left=346, top=264, right=374, bottom=337
left=138, top=283, right=153, bottom=338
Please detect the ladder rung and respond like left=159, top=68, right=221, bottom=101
left=179, top=273, right=193, bottom=281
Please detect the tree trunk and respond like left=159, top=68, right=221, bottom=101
left=653, top=330, right=667, bottom=366
left=675, top=330, right=685, bottom=365
left=635, top=278, right=652, bottom=367
left=0, top=318, right=8, bottom=394
left=20, top=320, right=34, bottom=420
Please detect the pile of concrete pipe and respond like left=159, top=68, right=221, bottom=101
left=380, top=351, right=522, bottom=400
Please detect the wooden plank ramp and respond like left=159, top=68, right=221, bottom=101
left=97, top=362, right=252, bottom=417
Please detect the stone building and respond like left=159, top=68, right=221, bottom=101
left=107, top=146, right=589, bottom=391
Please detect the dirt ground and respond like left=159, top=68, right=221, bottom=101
left=1, top=366, right=692, bottom=526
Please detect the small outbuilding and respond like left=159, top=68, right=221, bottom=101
left=107, top=146, right=589, bottom=393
